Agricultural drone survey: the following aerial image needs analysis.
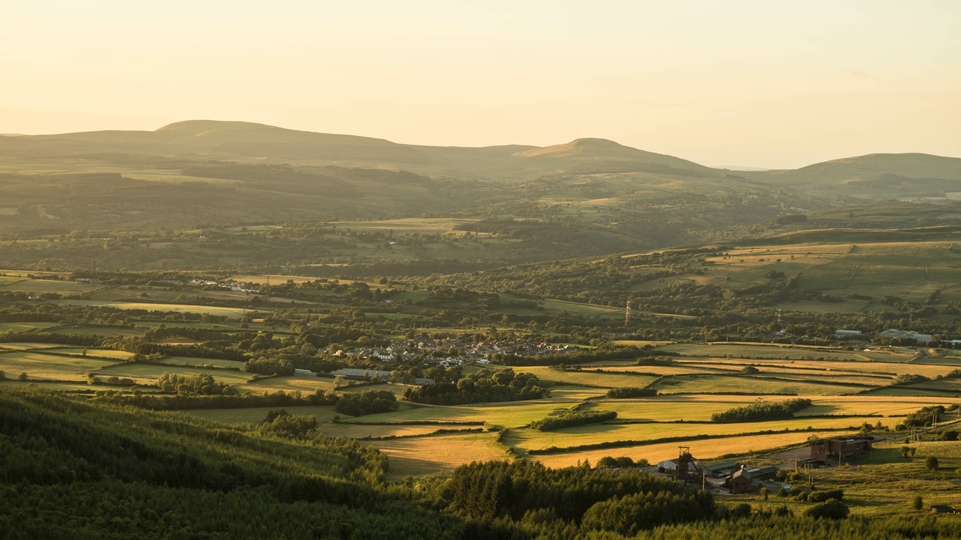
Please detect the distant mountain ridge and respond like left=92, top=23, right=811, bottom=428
left=1, top=119, right=959, bottom=195
left=743, top=153, right=961, bottom=200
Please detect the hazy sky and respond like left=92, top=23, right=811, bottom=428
left=1, top=1, right=959, bottom=168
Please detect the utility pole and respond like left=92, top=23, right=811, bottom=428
left=625, top=302, right=632, bottom=327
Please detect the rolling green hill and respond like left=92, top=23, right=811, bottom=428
left=748, top=153, right=961, bottom=200
left=0, top=120, right=959, bottom=265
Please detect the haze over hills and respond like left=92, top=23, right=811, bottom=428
left=0, top=120, right=722, bottom=182
left=2, top=120, right=957, bottom=188
left=0, top=119, right=959, bottom=247
left=745, top=153, right=961, bottom=200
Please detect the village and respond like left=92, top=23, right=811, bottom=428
left=328, top=337, right=579, bottom=367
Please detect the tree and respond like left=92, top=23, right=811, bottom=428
left=913, top=495, right=924, bottom=511
left=926, top=456, right=939, bottom=471
left=17, top=372, right=28, bottom=382
left=803, top=499, right=849, bottom=520
left=760, top=487, right=770, bottom=501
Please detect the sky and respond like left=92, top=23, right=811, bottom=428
left=1, top=1, right=959, bottom=169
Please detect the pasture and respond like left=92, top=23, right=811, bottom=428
left=657, top=342, right=871, bottom=362
left=159, top=356, right=245, bottom=369
left=56, top=348, right=137, bottom=361
left=0, top=351, right=114, bottom=381
left=515, top=365, right=659, bottom=389
left=186, top=405, right=342, bottom=425
left=0, top=279, right=95, bottom=294
left=651, top=373, right=861, bottom=395
left=0, top=322, right=60, bottom=332
left=96, top=363, right=253, bottom=385
left=529, top=429, right=860, bottom=470
left=61, top=300, right=247, bottom=317
left=367, top=431, right=509, bottom=480
left=237, top=374, right=338, bottom=394
left=507, top=416, right=893, bottom=456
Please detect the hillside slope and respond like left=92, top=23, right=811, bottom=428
left=0, top=120, right=718, bottom=182
left=749, top=153, right=961, bottom=200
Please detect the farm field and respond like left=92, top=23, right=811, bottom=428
left=657, top=342, right=872, bottom=362
left=96, top=362, right=254, bottom=385
left=61, top=300, right=248, bottom=316
left=185, top=405, right=342, bottom=425
left=515, top=366, right=659, bottom=388
left=0, top=279, right=95, bottom=294
left=367, top=431, right=509, bottom=480
left=0, top=322, right=61, bottom=332
left=507, top=416, right=894, bottom=455
left=0, top=351, right=115, bottom=381
left=0, top=343, right=69, bottom=350
left=238, top=374, right=338, bottom=394
left=159, top=356, right=245, bottom=369
left=529, top=429, right=863, bottom=470
left=332, top=400, right=570, bottom=428
left=55, top=348, right=137, bottom=360
left=651, top=373, right=862, bottom=395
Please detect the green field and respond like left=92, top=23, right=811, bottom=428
left=0, top=343, right=68, bottom=350
left=515, top=365, right=659, bottom=389
left=55, top=348, right=137, bottom=360
left=367, top=431, right=509, bottom=480
left=96, top=363, right=254, bottom=385
left=651, top=373, right=862, bottom=395
left=530, top=429, right=861, bottom=470
left=159, top=356, right=246, bottom=369
left=185, top=405, right=342, bottom=425
left=0, top=322, right=60, bottom=332
left=0, top=351, right=115, bottom=381
left=62, top=300, right=247, bottom=316
left=239, top=375, right=338, bottom=394
left=0, top=279, right=95, bottom=294
left=658, top=342, right=871, bottom=362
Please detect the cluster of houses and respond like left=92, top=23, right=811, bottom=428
left=332, top=338, right=578, bottom=367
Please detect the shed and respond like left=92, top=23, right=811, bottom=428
left=746, top=466, right=779, bottom=481
left=701, top=461, right=739, bottom=478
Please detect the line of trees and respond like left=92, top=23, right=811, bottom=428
left=607, top=387, right=657, bottom=398
left=530, top=410, right=618, bottom=431
left=711, top=399, right=813, bottom=423
left=403, top=368, right=547, bottom=405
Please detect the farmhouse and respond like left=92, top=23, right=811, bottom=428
left=810, top=437, right=873, bottom=465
